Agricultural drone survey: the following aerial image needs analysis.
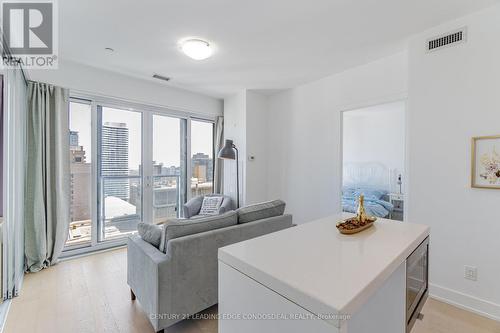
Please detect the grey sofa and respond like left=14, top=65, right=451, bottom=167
left=127, top=200, right=292, bottom=332
left=183, top=194, right=234, bottom=218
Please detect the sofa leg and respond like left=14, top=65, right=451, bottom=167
left=130, top=289, right=136, bottom=301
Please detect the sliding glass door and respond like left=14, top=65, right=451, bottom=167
left=149, top=114, right=186, bottom=224
left=98, top=106, right=142, bottom=241
left=67, top=100, right=93, bottom=247
left=63, top=96, right=214, bottom=254
left=190, top=120, right=214, bottom=197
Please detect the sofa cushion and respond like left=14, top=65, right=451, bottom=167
left=137, top=222, right=163, bottom=248
left=183, top=195, right=204, bottom=218
left=199, top=195, right=224, bottom=215
left=236, top=200, right=286, bottom=224
left=159, top=211, right=238, bottom=253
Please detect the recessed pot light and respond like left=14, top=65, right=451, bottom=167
left=180, top=39, right=213, bottom=60
left=104, top=47, right=114, bottom=53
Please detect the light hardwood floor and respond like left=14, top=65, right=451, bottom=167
left=4, top=248, right=500, bottom=333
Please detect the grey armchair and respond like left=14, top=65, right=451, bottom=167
left=183, top=194, right=234, bottom=218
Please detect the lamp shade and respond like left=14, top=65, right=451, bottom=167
left=218, top=139, right=236, bottom=160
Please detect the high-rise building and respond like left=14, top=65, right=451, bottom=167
left=69, top=130, right=79, bottom=149
left=101, top=122, right=129, bottom=200
left=69, top=131, right=91, bottom=222
left=192, top=152, right=213, bottom=183
left=70, top=130, right=87, bottom=164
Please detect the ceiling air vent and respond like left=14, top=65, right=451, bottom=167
left=152, top=74, right=171, bottom=82
left=426, top=27, right=467, bottom=52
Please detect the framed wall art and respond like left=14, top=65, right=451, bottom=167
left=471, top=135, right=500, bottom=189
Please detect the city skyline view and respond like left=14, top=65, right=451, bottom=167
left=70, top=103, right=214, bottom=171
left=67, top=101, right=215, bottom=246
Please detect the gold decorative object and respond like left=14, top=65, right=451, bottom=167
left=337, top=195, right=377, bottom=234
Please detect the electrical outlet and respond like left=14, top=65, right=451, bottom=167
left=464, top=266, right=477, bottom=281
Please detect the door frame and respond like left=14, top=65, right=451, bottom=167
left=339, top=94, right=409, bottom=222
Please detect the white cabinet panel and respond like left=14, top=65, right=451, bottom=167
left=219, top=261, right=339, bottom=333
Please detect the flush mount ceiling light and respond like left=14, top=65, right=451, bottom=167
left=180, top=38, right=213, bottom=60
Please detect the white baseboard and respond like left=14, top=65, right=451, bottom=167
left=429, top=283, right=500, bottom=322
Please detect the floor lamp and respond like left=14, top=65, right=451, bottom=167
left=218, top=139, right=239, bottom=208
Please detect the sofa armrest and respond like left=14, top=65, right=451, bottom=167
left=127, top=235, right=172, bottom=331
left=183, top=195, right=204, bottom=218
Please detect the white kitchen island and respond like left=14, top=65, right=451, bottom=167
left=218, top=214, right=430, bottom=333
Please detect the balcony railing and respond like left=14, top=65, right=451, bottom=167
left=100, top=175, right=142, bottom=241
left=66, top=174, right=214, bottom=246
left=152, top=175, right=181, bottom=224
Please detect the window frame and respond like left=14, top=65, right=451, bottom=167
left=97, top=103, right=144, bottom=243
left=62, top=92, right=216, bottom=257
left=189, top=117, right=216, bottom=198
left=65, top=98, right=95, bottom=251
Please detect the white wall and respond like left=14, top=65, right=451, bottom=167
left=407, top=4, right=500, bottom=319
left=223, top=91, right=246, bottom=206
left=266, top=52, right=408, bottom=224
left=223, top=90, right=269, bottom=206
left=27, top=60, right=223, bottom=117
left=245, top=91, right=269, bottom=205
left=343, top=101, right=405, bottom=192
left=263, top=2, right=500, bottom=320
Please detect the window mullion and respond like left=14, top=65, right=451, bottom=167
left=142, top=112, right=153, bottom=224
left=93, top=103, right=101, bottom=245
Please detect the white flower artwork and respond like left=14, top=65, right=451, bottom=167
left=472, top=136, right=500, bottom=189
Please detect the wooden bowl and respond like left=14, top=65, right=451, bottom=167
left=336, top=217, right=377, bottom=235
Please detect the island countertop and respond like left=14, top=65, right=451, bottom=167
left=218, top=213, right=430, bottom=321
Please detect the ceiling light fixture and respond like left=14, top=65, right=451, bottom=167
left=180, top=38, right=213, bottom=60
left=104, top=47, right=114, bottom=53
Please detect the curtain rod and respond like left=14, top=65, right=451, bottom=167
left=15, top=60, right=29, bottom=85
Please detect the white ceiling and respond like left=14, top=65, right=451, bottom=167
left=60, top=0, right=499, bottom=98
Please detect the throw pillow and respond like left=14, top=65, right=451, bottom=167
left=137, top=222, right=163, bottom=248
left=199, top=196, right=224, bottom=215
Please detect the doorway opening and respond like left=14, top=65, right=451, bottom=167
left=341, top=100, right=406, bottom=221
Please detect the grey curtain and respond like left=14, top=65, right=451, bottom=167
left=25, top=82, right=70, bottom=272
left=2, top=65, right=28, bottom=298
left=213, top=116, right=224, bottom=194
